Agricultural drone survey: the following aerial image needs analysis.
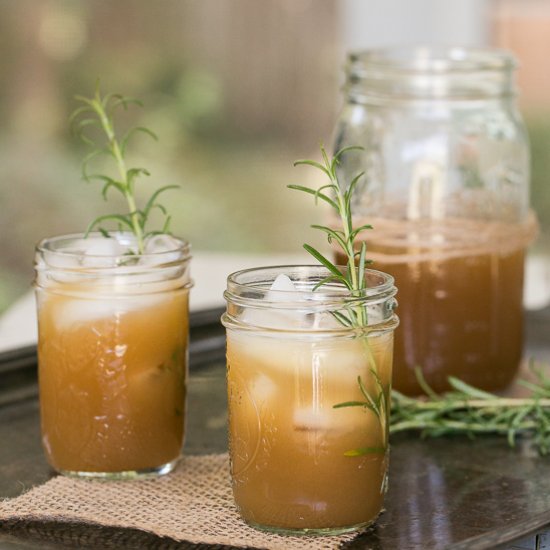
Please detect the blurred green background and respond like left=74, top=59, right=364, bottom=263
left=0, top=0, right=549, bottom=314
left=0, top=0, right=339, bottom=312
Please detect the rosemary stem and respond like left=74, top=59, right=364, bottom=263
left=394, top=398, right=550, bottom=410
left=293, top=145, right=389, bottom=456
left=94, top=97, right=145, bottom=253
left=390, top=419, right=539, bottom=434
left=334, top=178, right=364, bottom=326
left=73, top=86, right=175, bottom=249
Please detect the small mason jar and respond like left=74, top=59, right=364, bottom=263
left=222, top=265, right=398, bottom=535
left=333, top=47, right=538, bottom=395
left=34, top=232, right=192, bottom=478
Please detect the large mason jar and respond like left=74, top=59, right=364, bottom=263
left=333, top=47, right=537, bottom=395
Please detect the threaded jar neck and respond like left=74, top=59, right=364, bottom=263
left=345, top=46, right=517, bottom=104
left=222, top=265, right=398, bottom=334
left=34, top=232, right=192, bottom=296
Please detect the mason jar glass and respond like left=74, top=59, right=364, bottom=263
left=34, top=232, right=192, bottom=478
left=222, top=265, right=398, bottom=535
left=333, top=47, right=538, bottom=395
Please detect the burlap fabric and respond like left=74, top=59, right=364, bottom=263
left=0, top=453, right=359, bottom=549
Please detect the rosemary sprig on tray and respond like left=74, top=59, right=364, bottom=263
left=70, top=83, right=177, bottom=254
left=390, top=364, right=550, bottom=455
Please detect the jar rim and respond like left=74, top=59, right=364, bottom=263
left=223, top=265, right=398, bottom=334
left=36, top=232, right=191, bottom=269
left=348, top=46, right=517, bottom=75
left=34, top=232, right=193, bottom=293
left=226, top=265, right=396, bottom=306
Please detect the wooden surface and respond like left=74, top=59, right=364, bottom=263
left=1, top=307, right=550, bottom=550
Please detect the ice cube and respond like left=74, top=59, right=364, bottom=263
left=79, top=238, right=129, bottom=267
left=51, top=293, right=171, bottom=330
left=241, top=274, right=310, bottom=329
left=312, top=311, right=347, bottom=330
left=293, top=405, right=365, bottom=433
left=138, top=235, right=183, bottom=267
left=85, top=238, right=128, bottom=256
left=229, top=329, right=374, bottom=390
left=144, top=234, right=182, bottom=254
left=38, top=238, right=127, bottom=286
left=293, top=407, right=336, bottom=432
left=43, top=237, right=129, bottom=270
left=267, top=274, right=297, bottom=296
left=51, top=298, right=121, bottom=329
left=251, top=373, right=276, bottom=403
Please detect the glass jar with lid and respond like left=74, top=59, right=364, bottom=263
left=333, top=47, right=538, bottom=395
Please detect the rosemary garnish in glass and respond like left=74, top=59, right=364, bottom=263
left=290, top=145, right=388, bottom=456
left=291, top=146, right=550, bottom=457
left=70, top=83, right=177, bottom=254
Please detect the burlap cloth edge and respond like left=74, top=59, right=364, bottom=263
left=0, top=453, right=357, bottom=550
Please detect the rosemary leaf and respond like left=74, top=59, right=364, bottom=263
left=390, top=365, right=550, bottom=456
left=72, top=82, right=178, bottom=253
left=292, top=145, right=391, bottom=456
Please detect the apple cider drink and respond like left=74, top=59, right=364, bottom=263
left=334, top=216, right=537, bottom=394
left=222, top=266, right=398, bottom=534
left=34, top=233, right=192, bottom=478
left=332, top=47, right=536, bottom=395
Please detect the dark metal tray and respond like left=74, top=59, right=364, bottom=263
left=1, top=307, right=550, bottom=550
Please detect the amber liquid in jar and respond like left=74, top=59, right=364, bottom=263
left=335, top=220, right=530, bottom=395
left=226, top=331, right=393, bottom=532
left=37, top=287, right=188, bottom=474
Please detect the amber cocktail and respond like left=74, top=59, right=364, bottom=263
left=335, top=216, right=536, bottom=395
left=34, top=233, right=192, bottom=478
left=222, top=266, right=398, bottom=534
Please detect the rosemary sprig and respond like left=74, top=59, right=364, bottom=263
left=290, top=146, right=550, bottom=457
left=290, top=145, right=388, bottom=455
left=289, top=144, right=372, bottom=326
left=70, top=83, right=177, bottom=254
left=390, top=364, right=550, bottom=455
left=334, top=368, right=390, bottom=453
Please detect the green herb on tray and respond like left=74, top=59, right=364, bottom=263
left=391, top=363, right=550, bottom=455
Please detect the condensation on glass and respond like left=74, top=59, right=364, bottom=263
left=333, top=47, right=537, bottom=395
left=222, top=265, right=398, bottom=535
